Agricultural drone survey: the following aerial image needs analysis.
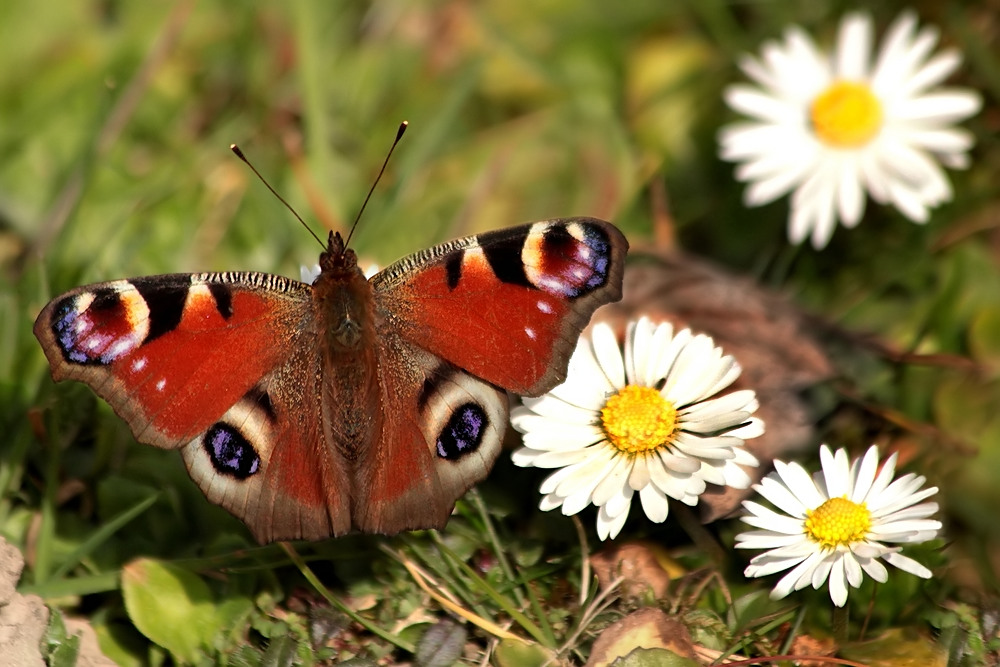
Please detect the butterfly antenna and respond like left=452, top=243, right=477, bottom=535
left=230, top=144, right=326, bottom=249
left=343, top=120, right=408, bottom=249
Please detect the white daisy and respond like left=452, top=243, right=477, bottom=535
left=719, top=11, right=982, bottom=249
left=511, top=317, right=763, bottom=540
left=736, top=444, right=941, bottom=607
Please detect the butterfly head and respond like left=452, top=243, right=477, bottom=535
left=319, top=231, right=359, bottom=275
left=313, top=230, right=372, bottom=352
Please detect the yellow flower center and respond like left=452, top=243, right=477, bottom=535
left=810, top=81, right=883, bottom=147
left=601, top=385, right=678, bottom=454
left=804, top=497, right=872, bottom=550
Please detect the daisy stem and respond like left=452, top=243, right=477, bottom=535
left=832, top=604, right=849, bottom=643
left=672, top=502, right=726, bottom=564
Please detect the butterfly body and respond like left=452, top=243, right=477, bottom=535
left=35, top=218, right=627, bottom=542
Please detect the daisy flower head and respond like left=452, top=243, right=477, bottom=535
left=511, top=317, right=763, bottom=541
left=719, top=11, right=982, bottom=249
left=736, top=445, right=941, bottom=607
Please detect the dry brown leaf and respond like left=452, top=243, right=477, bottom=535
left=789, top=633, right=838, bottom=667
left=585, top=607, right=697, bottom=667
left=589, top=541, right=685, bottom=600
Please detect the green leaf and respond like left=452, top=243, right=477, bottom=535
left=120, top=558, right=219, bottom=663
left=260, top=634, right=299, bottom=667
left=492, top=639, right=554, bottom=667
left=969, top=305, right=1000, bottom=372
left=726, top=590, right=780, bottom=634
left=840, top=628, right=947, bottom=667
left=610, top=648, right=700, bottom=667
left=50, top=492, right=159, bottom=581
left=43, top=607, right=81, bottom=667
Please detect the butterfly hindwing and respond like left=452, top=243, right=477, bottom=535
left=353, top=338, right=508, bottom=533
left=372, top=218, right=628, bottom=396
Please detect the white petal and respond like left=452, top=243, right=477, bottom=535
left=720, top=460, right=753, bottom=488
left=597, top=502, right=630, bottom=540
left=300, top=264, right=321, bottom=283
left=774, top=459, right=826, bottom=510
left=754, top=476, right=810, bottom=518
left=898, top=50, right=962, bottom=97
left=850, top=445, right=881, bottom=503
left=656, top=448, right=701, bottom=474
left=649, top=453, right=702, bottom=500
left=788, top=193, right=817, bottom=245
left=589, top=454, right=633, bottom=506
left=732, top=446, right=760, bottom=467
left=836, top=157, right=866, bottom=227
left=735, top=530, right=807, bottom=550
left=672, top=433, right=736, bottom=460
left=661, top=335, right=720, bottom=404
left=543, top=448, right=614, bottom=495
left=820, top=445, right=851, bottom=498
left=546, top=342, right=615, bottom=410
left=828, top=556, right=849, bottom=606
left=532, top=448, right=598, bottom=468
left=515, top=418, right=604, bottom=450
left=843, top=551, right=864, bottom=588
left=807, top=166, right=839, bottom=249
left=639, top=484, right=670, bottom=522
left=906, top=127, right=976, bottom=155
left=871, top=12, right=936, bottom=92
left=728, top=418, right=765, bottom=440
left=518, top=394, right=599, bottom=425
left=770, top=551, right=823, bottom=599
left=743, top=156, right=816, bottom=206
left=604, top=481, right=635, bottom=519
left=696, top=460, right=726, bottom=486
left=745, top=552, right=809, bottom=579
left=650, top=328, right=691, bottom=383
left=740, top=504, right=807, bottom=535
left=887, top=181, right=930, bottom=221
left=628, top=455, right=651, bottom=490
left=725, top=86, right=800, bottom=124
left=679, top=410, right=753, bottom=436
left=895, top=91, right=982, bottom=124
left=835, top=12, right=873, bottom=80
left=624, top=318, right=655, bottom=386
left=591, top=323, right=626, bottom=389
left=883, top=552, right=932, bottom=578
left=539, top=493, right=563, bottom=512
left=857, top=554, right=889, bottom=583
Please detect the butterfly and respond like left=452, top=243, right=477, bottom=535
left=33, top=219, right=627, bottom=543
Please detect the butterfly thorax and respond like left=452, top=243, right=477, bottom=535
left=313, top=236, right=381, bottom=460
left=316, top=232, right=369, bottom=351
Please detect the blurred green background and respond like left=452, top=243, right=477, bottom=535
left=2, top=0, right=1000, bottom=664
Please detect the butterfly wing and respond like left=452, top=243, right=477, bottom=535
left=372, top=218, right=627, bottom=395
left=352, top=338, right=508, bottom=534
left=355, top=218, right=627, bottom=532
left=33, top=273, right=351, bottom=541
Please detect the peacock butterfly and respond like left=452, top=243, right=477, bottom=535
left=33, top=218, right=628, bottom=543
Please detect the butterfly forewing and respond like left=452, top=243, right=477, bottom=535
left=372, top=218, right=627, bottom=396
